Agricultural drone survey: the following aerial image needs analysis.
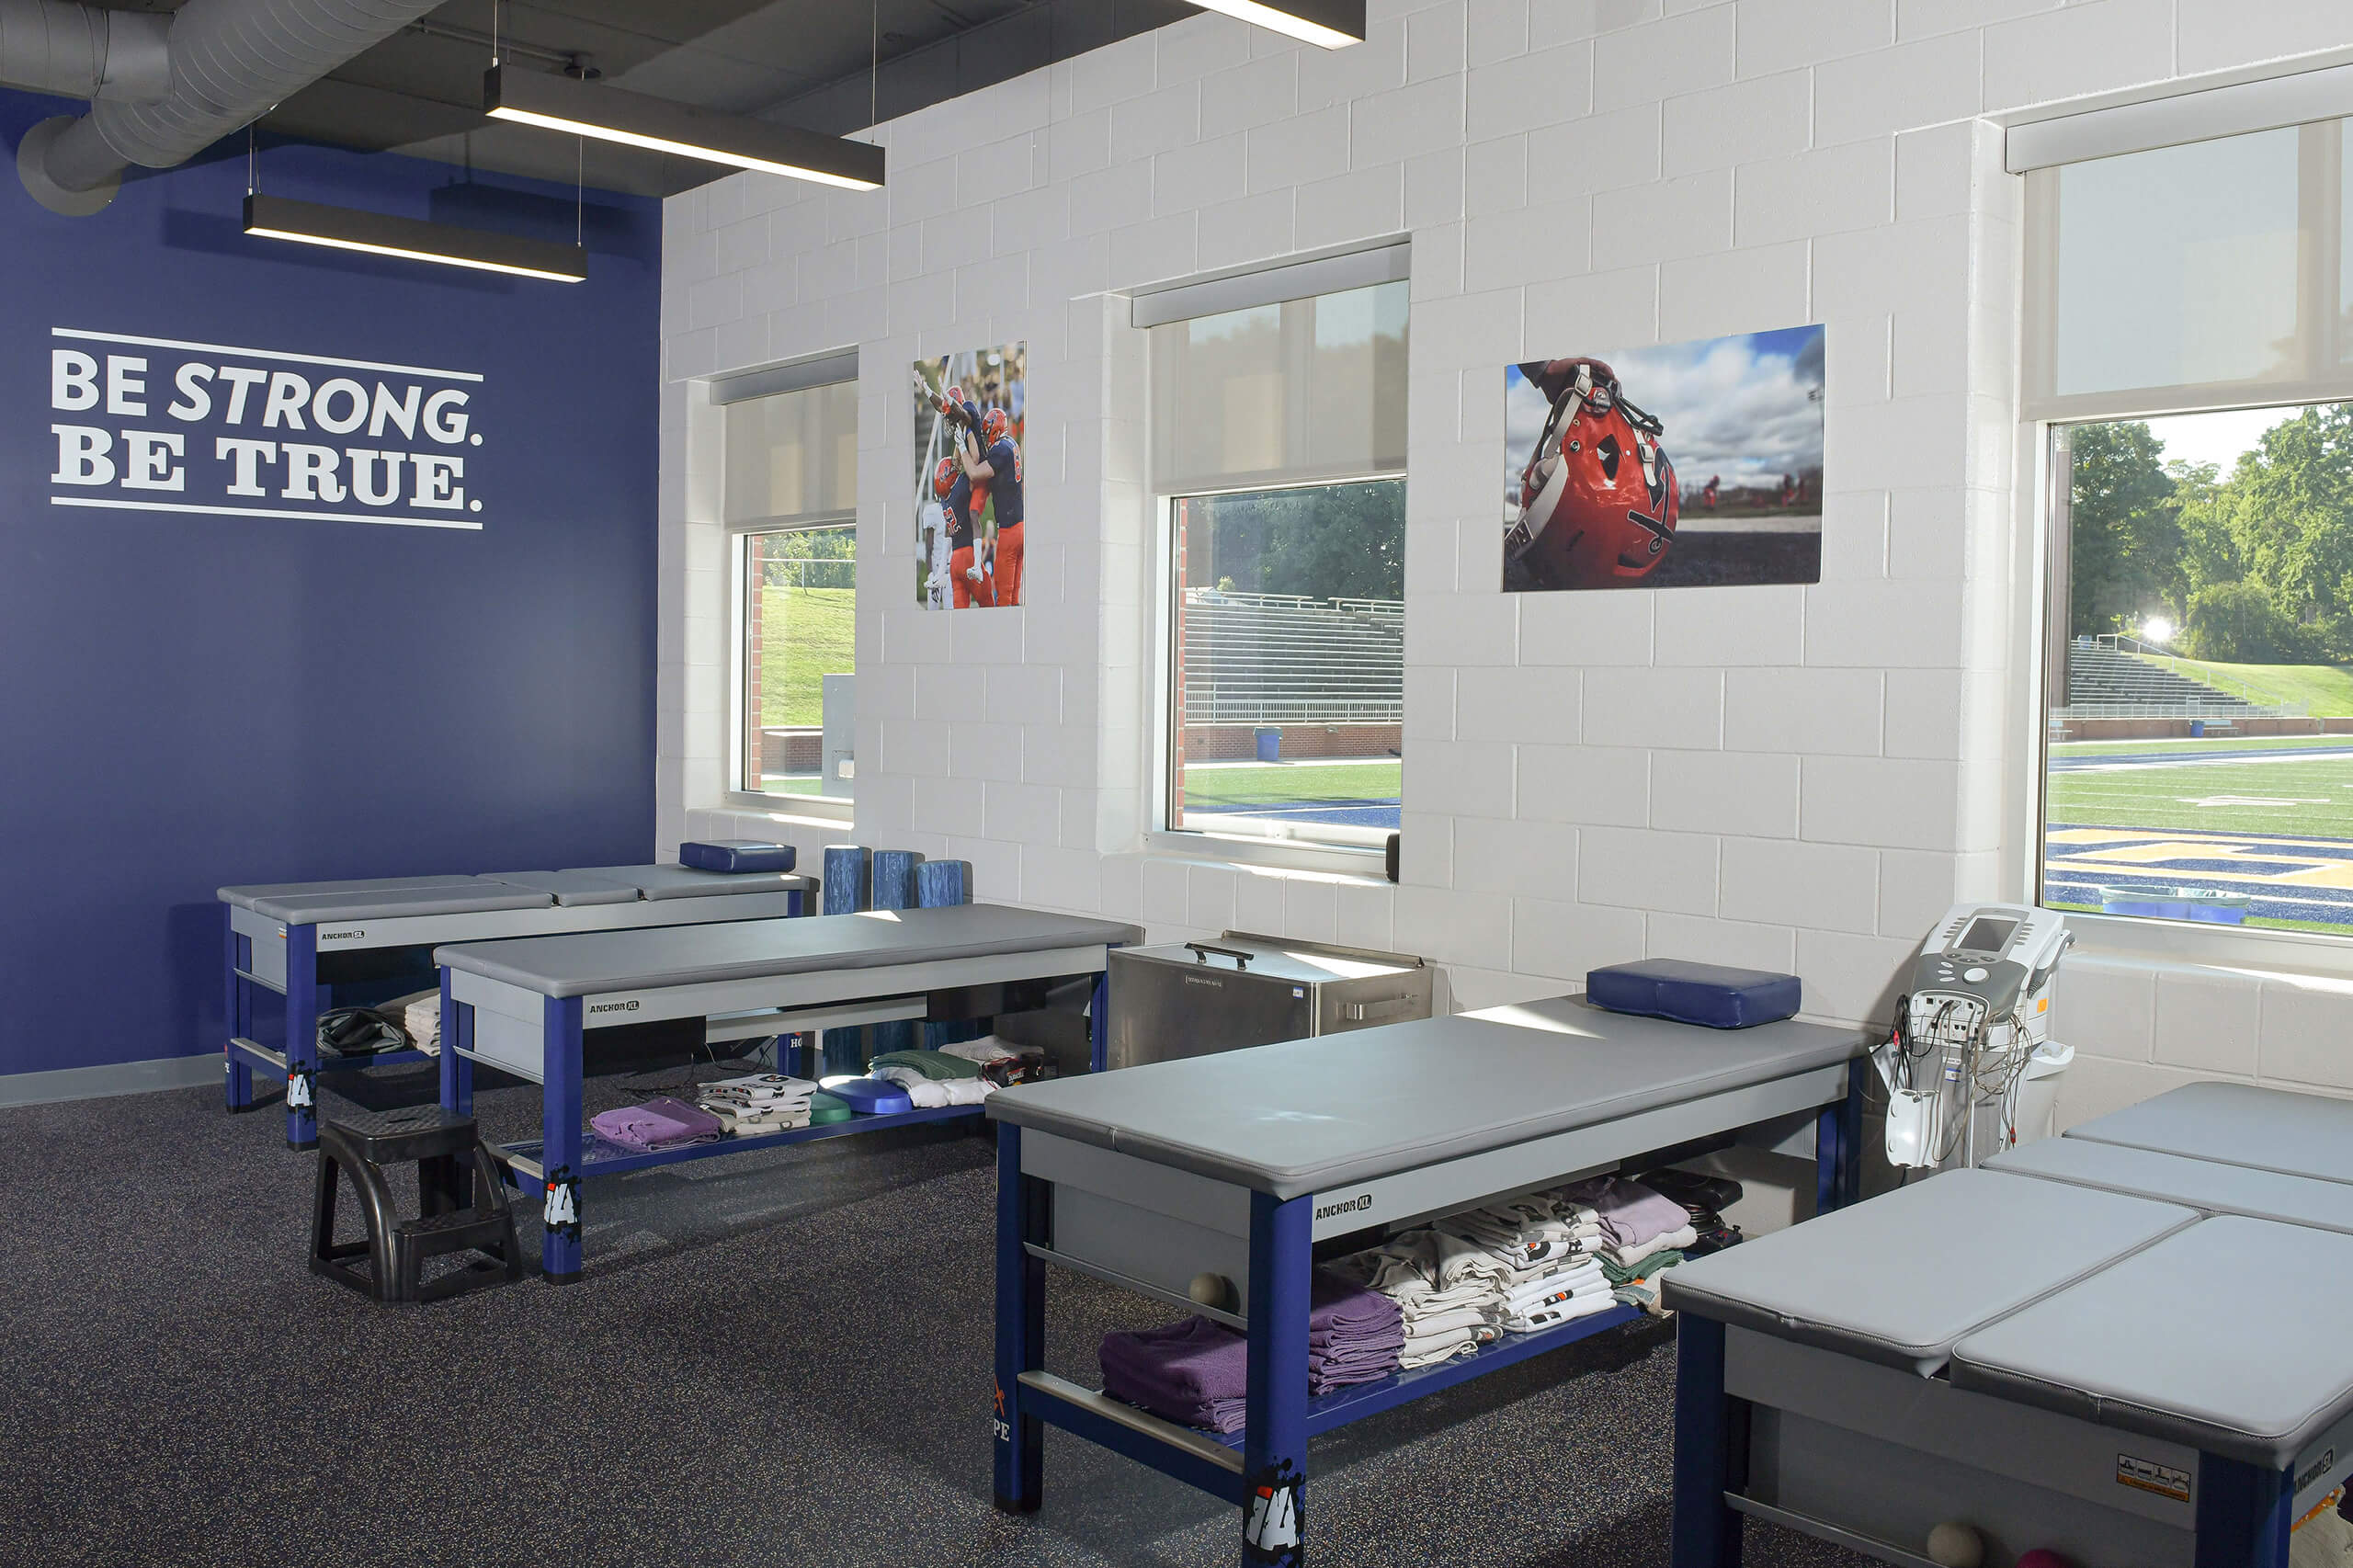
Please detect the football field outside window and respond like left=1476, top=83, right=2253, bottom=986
left=1167, top=479, right=1404, bottom=847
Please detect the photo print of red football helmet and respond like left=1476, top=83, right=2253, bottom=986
left=982, top=406, right=1010, bottom=445
left=1505, top=357, right=1680, bottom=590
left=931, top=455, right=960, bottom=499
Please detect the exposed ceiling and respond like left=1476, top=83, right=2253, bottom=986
left=104, top=0, right=1201, bottom=197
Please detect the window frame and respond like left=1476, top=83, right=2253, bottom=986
left=1150, top=471, right=1408, bottom=863
left=727, top=509, right=859, bottom=817
left=2021, top=112, right=2353, bottom=961
left=719, top=370, right=859, bottom=817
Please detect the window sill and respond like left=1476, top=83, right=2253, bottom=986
left=722, top=790, right=853, bottom=828
left=1144, top=828, right=1388, bottom=881
left=2061, top=907, right=2353, bottom=982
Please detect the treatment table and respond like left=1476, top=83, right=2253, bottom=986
left=434, top=903, right=1142, bottom=1281
left=2060, top=1080, right=2353, bottom=1185
left=983, top=995, right=1866, bottom=1566
left=1667, top=1131, right=2353, bottom=1567
left=220, top=865, right=807, bottom=1148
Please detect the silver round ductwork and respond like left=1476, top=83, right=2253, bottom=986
left=12, top=0, right=448, bottom=215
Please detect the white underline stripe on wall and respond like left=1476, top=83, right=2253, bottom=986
left=50, top=495, right=483, bottom=530
left=49, top=327, right=485, bottom=383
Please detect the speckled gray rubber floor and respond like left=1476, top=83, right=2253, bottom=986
left=0, top=1062, right=1870, bottom=1568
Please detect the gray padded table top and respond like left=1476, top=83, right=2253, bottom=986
left=479, top=869, right=641, bottom=907
left=1951, top=1216, right=2353, bottom=1467
left=567, top=863, right=806, bottom=901
left=219, top=876, right=481, bottom=913
left=239, top=879, right=554, bottom=924
left=437, top=903, right=1142, bottom=997
left=1990, top=1135, right=2353, bottom=1235
left=2067, top=1081, right=2353, bottom=1186
left=1661, top=1169, right=2197, bottom=1374
left=985, top=998, right=1862, bottom=1200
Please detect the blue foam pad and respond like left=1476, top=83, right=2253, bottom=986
left=824, top=1077, right=914, bottom=1116
left=678, top=839, right=796, bottom=873
left=1586, top=960, right=1801, bottom=1030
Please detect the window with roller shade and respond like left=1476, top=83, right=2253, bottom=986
left=2029, top=118, right=2353, bottom=937
left=1151, top=277, right=1407, bottom=850
left=723, top=376, right=858, bottom=802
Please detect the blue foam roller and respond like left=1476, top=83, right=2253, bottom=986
left=915, top=858, right=972, bottom=908
left=821, top=845, right=871, bottom=915
left=679, top=839, right=796, bottom=873
left=872, top=849, right=925, bottom=911
left=819, top=846, right=875, bottom=1067
left=1586, top=959, right=1801, bottom=1030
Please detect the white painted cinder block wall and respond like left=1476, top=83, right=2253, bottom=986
left=656, top=0, right=2353, bottom=1130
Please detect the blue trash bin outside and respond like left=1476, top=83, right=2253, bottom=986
left=2190, top=720, right=2206, bottom=737
left=1254, top=726, right=1281, bottom=762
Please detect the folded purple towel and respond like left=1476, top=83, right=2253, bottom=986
left=640, top=1096, right=724, bottom=1140
left=1101, top=1317, right=1249, bottom=1433
left=1099, top=1268, right=1407, bottom=1430
left=1559, top=1176, right=1690, bottom=1251
left=588, top=1097, right=723, bottom=1153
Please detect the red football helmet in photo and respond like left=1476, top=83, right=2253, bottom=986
left=1506, top=358, right=1679, bottom=590
left=931, top=455, right=960, bottom=499
left=982, top=406, right=1010, bottom=446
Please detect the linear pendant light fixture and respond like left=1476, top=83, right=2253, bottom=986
left=1188, top=0, right=1365, bottom=48
left=244, top=193, right=588, bottom=282
left=483, top=66, right=885, bottom=190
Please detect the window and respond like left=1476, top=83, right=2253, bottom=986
left=1150, top=275, right=1407, bottom=848
left=723, top=377, right=858, bottom=801
left=2030, top=119, right=2353, bottom=937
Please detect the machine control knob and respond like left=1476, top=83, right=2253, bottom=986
left=1962, top=966, right=1988, bottom=983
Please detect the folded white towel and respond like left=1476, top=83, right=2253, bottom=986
left=871, top=1065, right=995, bottom=1107
left=938, top=1036, right=1025, bottom=1065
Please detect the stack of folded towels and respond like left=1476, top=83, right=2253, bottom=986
left=1558, top=1175, right=1701, bottom=1317
left=1329, top=1174, right=1738, bottom=1359
left=935, top=1035, right=1056, bottom=1086
left=588, top=1096, right=723, bottom=1153
left=1098, top=1270, right=1404, bottom=1433
left=376, top=990, right=441, bottom=1057
left=867, top=1049, right=996, bottom=1107
left=1323, top=1231, right=1510, bottom=1368
left=1434, top=1195, right=1612, bottom=1333
left=696, top=1073, right=818, bottom=1134
left=1637, top=1166, right=1747, bottom=1259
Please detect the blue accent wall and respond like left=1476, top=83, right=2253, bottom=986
left=0, top=91, right=661, bottom=1076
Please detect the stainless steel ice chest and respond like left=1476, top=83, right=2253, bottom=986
left=1105, top=931, right=1434, bottom=1069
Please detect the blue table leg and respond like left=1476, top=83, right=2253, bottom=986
left=540, top=994, right=585, bottom=1283
left=993, top=1124, right=1046, bottom=1513
left=283, top=924, right=319, bottom=1150
left=2194, top=1454, right=2293, bottom=1568
left=1671, top=1314, right=1745, bottom=1568
left=1089, top=961, right=1112, bottom=1075
left=1242, top=1190, right=1310, bottom=1567
left=222, top=908, right=254, bottom=1112
left=438, top=972, right=472, bottom=1117
left=1814, top=1104, right=1839, bottom=1218
left=1840, top=1065, right=1864, bottom=1207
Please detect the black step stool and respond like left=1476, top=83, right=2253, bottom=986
left=310, top=1106, right=524, bottom=1303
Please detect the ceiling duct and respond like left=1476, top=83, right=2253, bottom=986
left=0, top=0, right=171, bottom=102
left=17, top=0, right=448, bottom=216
